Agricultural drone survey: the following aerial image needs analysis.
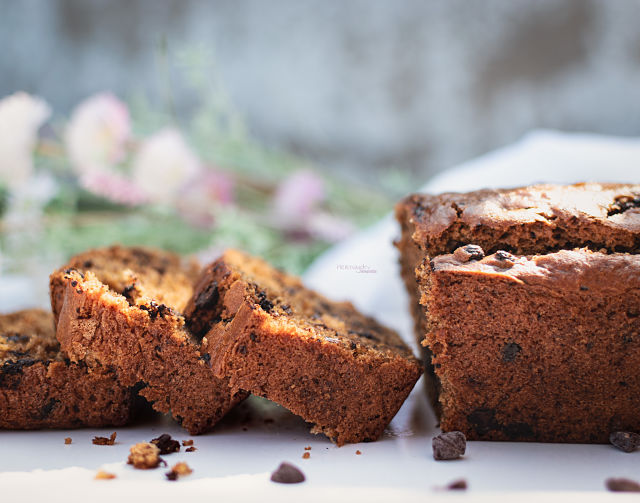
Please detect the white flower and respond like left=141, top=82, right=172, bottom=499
left=65, top=93, right=131, bottom=175
left=132, top=129, right=200, bottom=203
left=0, top=92, right=50, bottom=187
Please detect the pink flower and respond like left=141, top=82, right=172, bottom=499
left=0, top=92, right=50, bottom=187
left=307, top=212, right=355, bottom=243
left=65, top=93, right=131, bottom=175
left=80, top=171, right=147, bottom=206
left=273, top=170, right=326, bottom=225
left=132, top=129, right=200, bottom=203
left=176, top=171, right=235, bottom=228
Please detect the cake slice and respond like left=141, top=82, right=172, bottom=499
left=0, top=309, right=133, bottom=429
left=50, top=245, right=199, bottom=325
left=395, top=182, right=640, bottom=442
left=51, top=246, right=246, bottom=434
left=184, top=249, right=422, bottom=446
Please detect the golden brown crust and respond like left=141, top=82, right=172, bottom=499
left=0, top=309, right=133, bottom=429
left=53, top=268, right=246, bottom=434
left=50, top=245, right=199, bottom=325
left=395, top=183, right=640, bottom=443
left=185, top=249, right=422, bottom=445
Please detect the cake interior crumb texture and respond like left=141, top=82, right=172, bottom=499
left=395, top=183, right=640, bottom=442
left=184, top=249, right=422, bottom=446
left=50, top=246, right=246, bottom=435
left=0, top=309, right=133, bottom=429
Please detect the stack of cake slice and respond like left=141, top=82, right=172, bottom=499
left=395, top=183, right=640, bottom=442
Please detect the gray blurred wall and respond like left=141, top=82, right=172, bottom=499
left=1, top=0, right=639, bottom=184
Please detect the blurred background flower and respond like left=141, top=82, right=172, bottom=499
left=0, top=92, right=50, bottom=188
left=65, top=93, right=131, bottom=176
left=2, top=0, right=637, bottom=285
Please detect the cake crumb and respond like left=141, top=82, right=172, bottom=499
left=166, top=462, right=193, bottom=481
left=94, top=470, right=116, bottom=480
left=185, top=446, right=197, bottom=452
left=182, top=439, right=194, bottom=446
left=127, top=442, right=163, bottom=469
left=302, top=452, right=310, bottom=459
left=92, top=432, right=117, bottom=445
left=64, top=437, right=72, bottom=445
left=355, top=450, right=362, bottom=455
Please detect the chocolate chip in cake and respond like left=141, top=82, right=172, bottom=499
left=256, top=290, right=274, bottom=312
left=501, top=342, right=521, bottom=362
left=609, top=431, right=640, bottom=453
left=92, top=432, right=117, bottom=445
left=454, top=245, right=485, bottom=263
left=467, top=408, right=499, bottom=436
left=151, top=434, right=180, bottom=454
left=496, top=250, right=515, bottom=262
left=606, top=478, right=640, bottom=492
left=432, top=431, right=466, bottom=460
left=270, top=462, right=305, bottom=484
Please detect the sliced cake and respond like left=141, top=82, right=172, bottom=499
left=51, top=246, right=246, bottom=434
left=184, top=249, right=422, bottom=446
left=395, top=182, right=640, bottom=442
left=0, top=309, right=133, bottom=429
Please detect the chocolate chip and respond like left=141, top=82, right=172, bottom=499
left=194, top=281, right=219, bottom=311
left=446, top=479, right=468, bottom=490
left=467, top=408, right=499, bottom=436
left=495, top=250, right=515, bottom=261
left=608, top=193, right=640, bottom=217
left=606, top=478, right=640, bottom=492
left=5, top=334, right=30, bottom=343
left=256, top=290, right=274, bottom=312
left=1, top=358, right=37, bottom=375
left=501, top=342, right=521, bottom=362
left=39, top=398, right=59, bottom=419
left=238, top=345, right=247, bottom=355
left=270, top=462, right=305, bottom=484
left=280, top=303, right=293, bottom=315
left=432, top=431, right=466, bottom=460
left=151, top=434, right=180, bottom=455
left=454, top=244, right=485, bottom=262
left=502, top=422, right=534, bottom=440
left=609, top=431, right=640, bottom=453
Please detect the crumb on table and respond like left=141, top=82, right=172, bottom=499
left=92, top=432, right=117, bottom=446
left=127, top=442, right=163, bottom=469
left=95, top=470, right=116, bottom=480
left=64, top=437, right=72, bottom=445
left=166, top=462, right=193, bottom=481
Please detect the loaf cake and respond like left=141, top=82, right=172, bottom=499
left=50, top=246, right=246, bottom=434
left=395, top=182, right=640, bottom=442
left=184, top=249, right=422, bottom=446
left=0, top=309, right=133, bottom=429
